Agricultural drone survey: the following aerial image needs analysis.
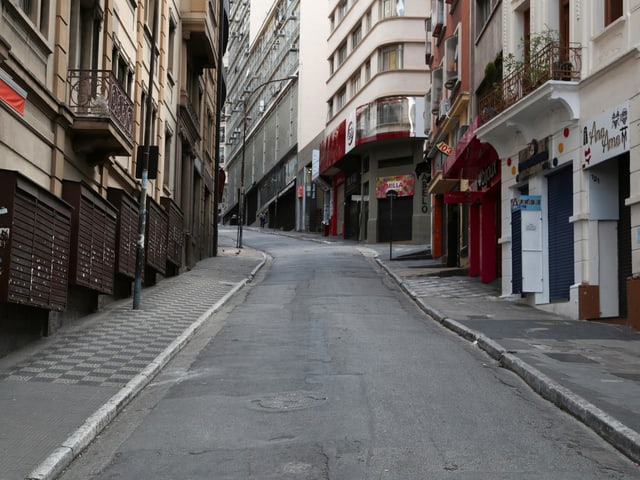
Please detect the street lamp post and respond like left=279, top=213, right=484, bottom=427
left=236, top=74, right=297, bottom=248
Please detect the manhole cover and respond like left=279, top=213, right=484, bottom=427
left=252, top=391, right=327, bottom=411
left=544, top=352, right=597, bottom=364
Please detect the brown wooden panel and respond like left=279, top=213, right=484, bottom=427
left=0, top=170, right=72, bottom=311
left=107, top=188, right=138, bottom=279
left=145, top=197, right=168, bottom=275
left=62, top=181, right=117, bottom=294
left=160, top=197, right=184, bottom=268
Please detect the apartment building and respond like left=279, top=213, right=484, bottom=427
left=0, top=0, right=228, bottom=353
left=222, top=0, right=300, bottom=232
left=319, top=0, right=431, bottom=243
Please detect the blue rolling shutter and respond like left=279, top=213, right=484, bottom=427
left=548, top=167, right=574, bottom=301
left=511, top=209, right=522, bottom=294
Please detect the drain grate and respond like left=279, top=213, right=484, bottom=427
left=544, top=352, right=597, bottom=364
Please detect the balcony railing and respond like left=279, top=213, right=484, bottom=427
left=67, top=70, right=134, bottom=142
left=479, top=42, right=581, bottom=124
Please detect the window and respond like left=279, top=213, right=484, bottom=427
left=365, top=9, right=372, bottom=31
left=168, top=18, right=176, bottom=77
left=379, top=44, right=403, bottom=71
left=352, top=24, right=362, bottom=49
left=329, top=55, right=335, bottom=75
left=17, top=0, right=49, bottom=34
left=337, top=42, right=348, bottom=66
left=380, top=0, right=404, bottom=18
left=163, top=129, right=173, bottom=188
left=364, top=59, right=371, bottom=81
left=338, top=0, right=347, bottom=21
left=336, top=86, right=347, bottom=110
left=327, top=99, right=334, bottom=120
left=350, top=72, right=361, bottom=96
left=476, top=0, right=498, bottom=33
left=605, top=0, right=623, bottom=26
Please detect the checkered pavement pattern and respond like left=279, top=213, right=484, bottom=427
left=0, top=249, right=260, bottom=388
left=403, top=276, right=500, bottom=299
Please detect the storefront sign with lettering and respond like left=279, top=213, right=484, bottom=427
left=582, top=101, right=629, bottom=169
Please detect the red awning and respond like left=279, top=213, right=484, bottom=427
left=0, top=69, right=26, bottom=115
left=442, top=116, right=497, bottom=180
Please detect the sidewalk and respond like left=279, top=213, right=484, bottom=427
left=0, top=233, right=266, bottom=480
left=366, top=242, right=640, bottom=467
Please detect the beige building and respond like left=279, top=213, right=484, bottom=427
left=319, top=0, right=431, bottom=243
left=0, top=0, right=228, bottom=353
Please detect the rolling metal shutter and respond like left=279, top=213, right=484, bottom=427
left=548, top=167, right=574, bottom=301
left=511, top=209, right=522, bottom=294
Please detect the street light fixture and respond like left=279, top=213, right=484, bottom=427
left=236, top=73, right=298, bottom=248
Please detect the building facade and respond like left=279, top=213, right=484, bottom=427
left=319, top=0, right=431, bottom=243
left=427, top=0, right=638, bottom=327
left=0, top=0, right=228, bottom=354
left=222, top=0, right=301, bottom=233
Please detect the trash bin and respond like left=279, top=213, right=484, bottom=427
left=323, top=223, right=329, bottom=236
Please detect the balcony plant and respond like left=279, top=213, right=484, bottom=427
left=503, top=28, right=559, bottom=92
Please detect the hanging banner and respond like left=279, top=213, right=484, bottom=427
left=0, top=68, right=27, bottom=115
left=375, top=175, right=415, bottom=199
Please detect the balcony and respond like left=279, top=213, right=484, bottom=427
left=181, top=0, right=216, bottom=71
left=478, top=42, right=581, bottom=124
left=67, top=70, right=134, bottom=161
left=179, top=90, right=201, bottom=147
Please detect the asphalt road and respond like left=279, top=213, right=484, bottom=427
left=60, top=230, right=640, bottom=479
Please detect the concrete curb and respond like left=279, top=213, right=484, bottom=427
left=373, top=255, right=640, bottom=465
left=25, top=252, right=268, bottom=480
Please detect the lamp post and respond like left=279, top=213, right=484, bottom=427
left=236, top=73, right=297, bottom=248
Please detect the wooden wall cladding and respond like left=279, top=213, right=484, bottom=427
left=62, top=181, right=117, bottom=294
left=107, top=188, right=138, bottom=279
left=160, top=197, right=183, bottom=268
left=145, top=196, right=168, bottom=275
left=0, top=170, right=72, bottom=311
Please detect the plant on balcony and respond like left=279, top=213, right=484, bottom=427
left=503, top=28, right=559, bottom=91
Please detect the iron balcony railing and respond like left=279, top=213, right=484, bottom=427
left=479, top=42, right=582, bottom=124
left=67, top=69, right=134, bottom=142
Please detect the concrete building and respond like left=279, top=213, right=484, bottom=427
left=319, top=0, right=431, bottom=243
left=0, top=0, right=229, bottom=354
left=222, top=0, right=301, bottom=233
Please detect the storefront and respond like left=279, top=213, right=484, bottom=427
left=441, top=117, right=500, bottom=282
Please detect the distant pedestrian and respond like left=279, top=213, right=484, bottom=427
left=259, top=211, right=266, bottom=228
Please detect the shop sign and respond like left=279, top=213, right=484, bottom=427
left=511, top=195, right=542, bottom=212
left=297, top=185, right=304, bottom=198
left=375, top=175, right=415, bottom=199
left=444, top=191, right=483, bottom=204
left=518, top=137, right=549, bottom=181
left=582, top=101, right=629, bottom=169
left=475, top=160, right=499, bottom=190
left=436, top=141, right=453, bottom=155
